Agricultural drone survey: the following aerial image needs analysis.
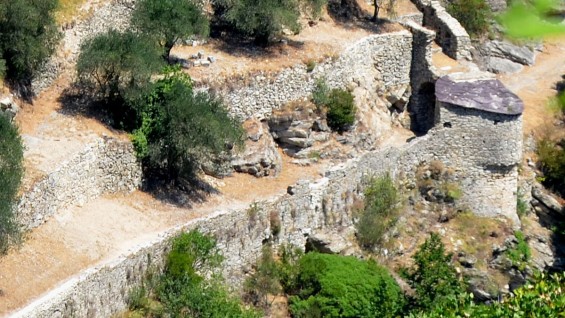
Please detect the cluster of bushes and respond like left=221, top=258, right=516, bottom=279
left=245, top=245, right=405, bottom=317
left=127, top=230, right=259, bottom=317
left=446, top=0, right=492, bottom=37
left=245, top=232, right=564, bottom=317
left=77, top=1, right=244, bottom=184
left=355, top=174, right=399, bottom=248
left=312, top=79, right=356, bottom=132
left=0, top=115, right=24, bottom=254
left=0, top=0, right=59, bottom=86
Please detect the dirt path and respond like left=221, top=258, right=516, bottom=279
left=498, top=37, right=565, bottom=135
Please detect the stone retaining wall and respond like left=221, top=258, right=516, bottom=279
left=411, top=0, right=472, bottom=60
left=208, top=31, right=413, bottom=120
left=10, top=113, right=523, bottom=316
left=16, top=137, right=142, bottom=230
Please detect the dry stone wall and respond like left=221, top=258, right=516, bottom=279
left=31, top=0, right=135, bottom=94
left=10, top=113, right=523, bottom=316
left=16, top=137, right=142, bottom=230
left=210, top=31, right=413, bottom=120
left=411, top=0, right=472, bottom=60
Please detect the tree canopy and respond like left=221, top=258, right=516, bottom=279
left=132, top=0, right=209, bottom=60
left=0, top=115, right=24, bottom=254
left=0, top=0, right=59, bottom=84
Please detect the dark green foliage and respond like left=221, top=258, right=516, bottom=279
left=289, top=253, right=405, bottom=318
left=0, top=0, right=60, bottom=83
left=132, top=0, right=209, bottom=60
left=131, top=67, right=244, bottom=182
left=505, top=231, right=531, bottom=270
left=129, top=230, right=259, bottom=318
left=0, top=59, right=6, bottom=79
left=355, top=174, right=398, bottom=248
left=218, top=0, right=326, bottom=43
left=537, top=138, right=565, bottom=197
left=326, top=89, right=356, bottom=132
left=76, top=30, right=163, bottom=110
left=409, top=272, right=565, bottom=317
left=0, top=115, right=24, bottom=253
left=447, top=0, right=492, bottom=37
left=312, top=78, right=330, bottom=109
left=403, top=232, right=464, bottom=312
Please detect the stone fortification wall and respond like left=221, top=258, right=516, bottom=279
left=10, top=117, right=523, bottom=316
left=401, top=20, right=441, bottom=134
left=16, top=137, right=142, bottom=230
left=31, top=0, right=135, bottom=94
left=411, top=0, right=472, bottom=60
left=211, top=31, right=413, bottom=120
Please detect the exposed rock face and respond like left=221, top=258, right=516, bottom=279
left=0, top=95, right=20, bottom=122
left=485, top=41, right=536, bottom=66
left=532, top=184, right=564, bottom=216
left=486, top=56, right=524, bottom=74
left=305, top=232, right=354, bottom=255
left=232, top=119, right=282, bottom=177
left=268, top=102, right=318, bottom=154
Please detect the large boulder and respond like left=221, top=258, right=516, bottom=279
left=232, top=119, right=282, bottom=177
left=268, top=102, right=319, bottom=154
left=484, top=40, right=536, bottom=66
left=486, top=56, right=524, bottom=74
left=0, top=95, right=20, bottom=122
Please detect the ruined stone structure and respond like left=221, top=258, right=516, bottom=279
left=411, top=0, right=472, bottom=60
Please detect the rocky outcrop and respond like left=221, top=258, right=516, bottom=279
left=477, top=40, right=537, bottom=74
left=232, top=119, right=282, bottom=177
left=0, top=95, right=20, bottom=122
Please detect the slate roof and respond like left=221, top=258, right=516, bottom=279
left=435, top=75, right=524, bottom=115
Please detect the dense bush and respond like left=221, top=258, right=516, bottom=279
left=0, top=0, right=60, bottom=84
left=409, top=272, right=565, bottom=317
left=289, top=253, right=405, bottom=318
left=217, top=0, right=326, bottom=43
left=447, top=0, right=491, bottom=37
left=402, top=232, right=464, bottom=312
left=326, top=89, right=356, bottom=132
left=0, top=115, right=24, bottom=253
left=132, top=0, right=209, bottom=60
left=537, top=138, right=565, bottom=197
left=131, top=67, right=244, bottom=182
left=355, top=174, right=398, bottom=248
left=128, top=230, right=259, bottom=318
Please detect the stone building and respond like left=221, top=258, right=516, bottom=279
left=433, top=72, right=524, bottom=226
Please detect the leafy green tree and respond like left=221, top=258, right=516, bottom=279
left=499, top=0, right=565, bottom=39
left=76, top=30, right=163, bottom=125
left=132, top=0, right=209, bottom=60
left=356, top=174, right=398, bottom=248
left=218, top=0, right=326, bottom=44
left=131, top=67, right=244, bottom=183
left=0, top=0, right=60, bottom=84
left=0, top=115, right=24, bottom=254
left=446, top=0, right=492, bottom=37
left=403, top=232, right=464, bottom=312
left=289, top=253, right=405, bottom=318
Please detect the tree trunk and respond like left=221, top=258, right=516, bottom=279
left=373, top=0, right=380, bottom=21
left=163, top=40, right=175, bottom=62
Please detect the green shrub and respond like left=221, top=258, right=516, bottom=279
left=447, top=0, right=491, bottom=37
left=326, top=89, right=356, bottom=132
left=306, top=60, right=316, bottom=73
left=132, top=0, right=209, bottom=60
left=537, top=138, right=565, bottom=197
left=0, top=0, right=60, bottom=83
left=289, top=253, right=405, bottom=318
left=0, top=115, right=24, bottom=254
left=312, top=78, right=330, bottom=109
left=516, top=191, right=529, bottom=218
left=403, top=232, right=464, bottom=312
left=0, top=59, right=6, bottom=80
left=506, top=231, right=531, bottom=270
left=410, top=272, right=565, bottom=317
left=244, top=245, right=282, bottom=307
left=356, top=174, right=398, bottom=248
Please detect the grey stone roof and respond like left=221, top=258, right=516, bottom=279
left=435, top=74, right=524, bottom=115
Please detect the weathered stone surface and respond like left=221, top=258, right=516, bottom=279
left=486, top=56, right=524, bottom=74
left=16, top=137, right=142, bottom=230
left=232, top=119, right=282, bottom=177
left=485, top=40, right=536, bottom=65
left=0, top=95, right=19, bottom=122
left=436, top=73, right=524, bottom=115
left=305, top=232, right=351, bottom=254
left=412, top=0, right=472, bottom=60
left=532, top=184, right=564, bottom=215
